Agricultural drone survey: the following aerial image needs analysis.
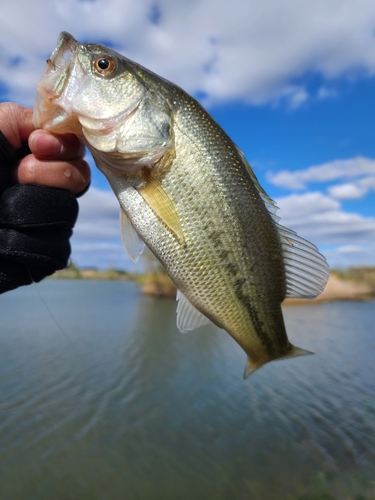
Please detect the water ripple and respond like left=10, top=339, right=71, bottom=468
left=0, top=282, right=374, bottom=499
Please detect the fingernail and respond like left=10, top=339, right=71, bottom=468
left=32, top=131, right=63, bottom=157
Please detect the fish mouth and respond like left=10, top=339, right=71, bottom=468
left=34, top=31, right=140, bottom=138
left=35, top=32, right=78, bottom=105
left=34, top=32, right=81, bottom=133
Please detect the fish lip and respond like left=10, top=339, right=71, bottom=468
left=34, top=31, right=79, bottom=110
left=53, top=31, right=79, bottom=67
left=43, top=32, right=79, bottom=100
left=57, top=31, right=78, bottom=51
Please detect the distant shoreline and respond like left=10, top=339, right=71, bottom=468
left=283, top=273, right=374, bottom=304
left=50, top=266, right=375, bottom=303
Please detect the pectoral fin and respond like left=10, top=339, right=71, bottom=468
left=138, top=177, right=184, bottom=243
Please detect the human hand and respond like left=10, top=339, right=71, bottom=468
left=0, top=102, right=90, bottom=293
left=0, top=102, right=90, bottom=194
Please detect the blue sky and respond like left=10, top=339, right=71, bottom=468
left=1, top=0, right=375, bottom=270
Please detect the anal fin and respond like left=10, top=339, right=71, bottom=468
left=176, top=289, right=212, bottom=333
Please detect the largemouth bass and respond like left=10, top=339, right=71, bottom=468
left=34, top=32, right=329, bottom=378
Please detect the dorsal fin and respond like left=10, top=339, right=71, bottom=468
left=277, top=224, right=329, bottom=298
left=235, top=145, right=329, bottom=298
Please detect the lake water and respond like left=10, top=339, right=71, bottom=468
left=0, top=280, right=374, bottom=500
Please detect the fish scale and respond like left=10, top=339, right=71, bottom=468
left=34, top=32, right=329, bottom=377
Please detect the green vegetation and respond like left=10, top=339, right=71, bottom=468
left=51, top=262, right=130, bottom=281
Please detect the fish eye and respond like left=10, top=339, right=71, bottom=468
left=93, top=56, right=117, bottom=76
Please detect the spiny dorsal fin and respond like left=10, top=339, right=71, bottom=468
left=176, top=289, right=212, bottom=332
left=138, top=177, right=184, bottom=243
left=235, top=145, right=280, bottom=221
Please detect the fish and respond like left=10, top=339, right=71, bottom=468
left=34, top=32, right=329, bottom=378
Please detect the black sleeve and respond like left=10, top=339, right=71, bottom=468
left=0, top=131, right=79, bottom=294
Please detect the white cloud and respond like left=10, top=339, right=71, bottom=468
left=268, top=156, right=375, bottom=191
left=328, top=175, right=375, bottom=200
left=71, top=242, right=132, bottom=270
left=328, top=183, right=366, bottom=200
left=317, top=87, right=338, bottom=100
left=75, top=187, right=120, bottom=240
left=71, top=187, right=129, bottom=269
left=1, top=0, right=375, bottom=106
left=329, top=244, right=375, bottom=268
left=277, top=86, right=309, bottom=109
left=276, top=191, right=375, bottom=247
left=267, top=160, right=375, bottom=265
left=337, top=245, right=365, bottom=255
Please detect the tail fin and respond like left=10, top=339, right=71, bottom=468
left=243, top=344, right=313, bottom=379
left=243, top=357, right=264, bottom=379
left=286, top=344, right=313, bottom=359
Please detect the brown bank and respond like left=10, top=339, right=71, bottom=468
left=284, top=272, right=374, bottom=304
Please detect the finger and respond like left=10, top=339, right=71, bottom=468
left=0, top=103, right=34, bottom=149
left=14, top=155, right=91, bottom=194
left=29, top=130, right=85, bottom=160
